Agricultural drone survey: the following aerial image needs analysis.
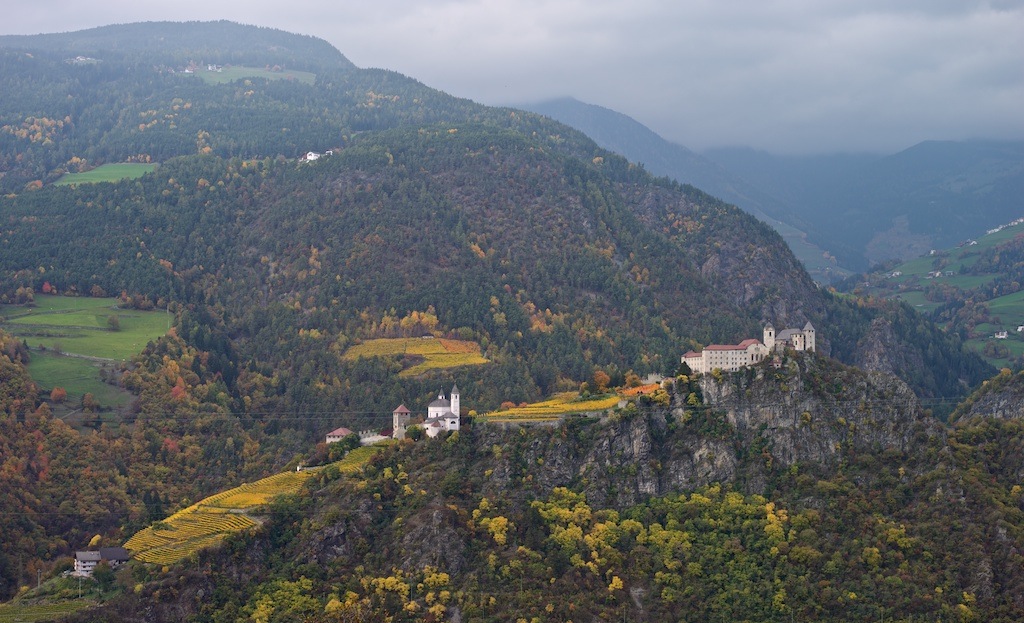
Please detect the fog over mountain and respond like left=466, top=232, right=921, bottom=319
left=3, top=0, right=1022, bottom=154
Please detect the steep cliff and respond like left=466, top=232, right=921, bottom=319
left=470, top=351, right=931, bottom=507
left=951, top=369, right=1024, bottom=421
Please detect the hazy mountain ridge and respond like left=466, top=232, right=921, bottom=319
left=521, top=98, right=850, bottom=282
left=706, top=140, right=1024, bottom=268
left=0, top=20, right=352, bottom=72
left=525, top=98, right=1024, bottom=275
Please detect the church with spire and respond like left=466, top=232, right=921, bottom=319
left=392, top=383, right=462, bottom=439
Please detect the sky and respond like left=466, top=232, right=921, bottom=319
left=4, top=0, right=1023, bottom=154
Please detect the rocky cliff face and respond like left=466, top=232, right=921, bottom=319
left=475, top=351, right=931, bottom=507
left=952, top=370, right=1024, bottom=421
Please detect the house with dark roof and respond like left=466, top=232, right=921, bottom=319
left=73, top=547, right=130, bottom=577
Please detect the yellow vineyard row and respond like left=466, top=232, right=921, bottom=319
left=343, top=337, right=488, bottom=376
left=125, top=446, right=383, bottom=565
left=483, top=393, right=621, bottom=421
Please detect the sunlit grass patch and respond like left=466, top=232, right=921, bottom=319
left=483, top=392, right=620, bottom=422
left=342, top=337, right=488, bottom=376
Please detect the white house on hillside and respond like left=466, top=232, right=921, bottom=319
left=74, top=547, right=130, bottom=577
left=682, top=339, right=768, bottom=375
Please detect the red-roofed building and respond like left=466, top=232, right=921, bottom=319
left=683, top=322, right=816, bottom=376
left=325, top=426, right=355, bottom=444
left=682, top=338, right=769, bottom=375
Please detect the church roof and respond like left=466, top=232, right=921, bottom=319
left=327, top=426, right=354, bottom=438
left=428, top=397, right=451, bottom=408
left=393, top=404, right=410, bottom=414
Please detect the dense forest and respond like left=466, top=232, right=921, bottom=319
left=0, top=21, right=1013, bottom=620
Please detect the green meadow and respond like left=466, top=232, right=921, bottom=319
left=0, top=295, right=170, bottom=408
left=27, top=351, right=129, bottom=408
left=859, top=220, right=1024, bottom=367
left=54, top=163, right=156, bottom=186
left=194, top=65, right=316, bottom=85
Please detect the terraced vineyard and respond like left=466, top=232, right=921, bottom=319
left=483, top=392, right=621, bottom=422
left=342, top=337, right=488, bottom=376
left=125, top=446, right=383, bottom=564
left=0, top=600, right=94, bottom=622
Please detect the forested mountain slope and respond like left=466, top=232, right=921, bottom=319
left=61, top=357, right=1024, bottom=622
left=0, top=20, right=997, bottom=606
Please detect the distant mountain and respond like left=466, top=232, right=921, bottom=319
left=521, top=98, right=851, bottom=282
left=521, top=98, right=779, bottom=220
left=523, top=99, right=1024, bottom=275
left=0, top=20, right=352, bottom=72
left=706, top=140, right=1024, bottom=269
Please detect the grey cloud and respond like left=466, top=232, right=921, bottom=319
left=2, top=0, right=1021, bottom=153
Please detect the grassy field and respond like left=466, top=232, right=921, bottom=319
left=857, top=219, right=1024, bottom=367
left=0, top=295, right=171, bottom=360
left=195, top=66, right=316, bottom=85
left=0, top=599, right=94, bottom=622
left=27, top=351, right=129, bottom=408
left=483, top=392, right=621, bottom=422
left=54, top=163, right=156, bottom=186
left=125, top=445, right=383, bottom=565
left=343, top=337, right=488, bottom=377
left=0, top=295, right=170, bottom=409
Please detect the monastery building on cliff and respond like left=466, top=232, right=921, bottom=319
left=683, top=322, right=816, bottom=375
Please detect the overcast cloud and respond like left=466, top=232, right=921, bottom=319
left=4, top=0, right=1023, bottom=153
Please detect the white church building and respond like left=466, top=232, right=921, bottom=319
left=392, top=383, right=462, bottom=439
left=683, top=322, right=816, bottom=375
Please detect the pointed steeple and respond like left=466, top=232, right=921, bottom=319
left=450, top=383, right=461, bottom=417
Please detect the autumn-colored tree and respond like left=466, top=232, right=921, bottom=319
left=592, top=369, right=611, bottom=392
left=624, top=370, right=642, bottom=388
left=81, top=393, right=99, bottom=411
left=50, top=387, right=67, bottom=403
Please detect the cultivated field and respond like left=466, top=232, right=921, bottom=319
left=54, top=163, right=156, bottom=186
left=0, top=600, right=94, bottom=622
left=860, top=220, right=1024, bottom=367
left=0, top=295, right=169, bottom=408
left=343, top=337, right=488, bottom=376
left=194, top=66, right=316, bottom=85
left=482, top=392, right=620, bottom=422
left=125, top=446, right=383, bottom=564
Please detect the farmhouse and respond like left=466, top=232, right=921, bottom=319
left=683, top=322, right=816, bottom=375
left=73, top=547, right=130, bottom=577
left=393, top=384, right=461, bottom=439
